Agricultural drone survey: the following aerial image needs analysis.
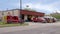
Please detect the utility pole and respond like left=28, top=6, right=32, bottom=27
left=20, top=0, right=22, bottom=9
left=20, top=0, right=22, bottom=18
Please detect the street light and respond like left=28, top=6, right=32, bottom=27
left=26, top=5, right=29, bottom=8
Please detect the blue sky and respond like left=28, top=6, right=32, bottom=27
left=0, top=0, right=20, bottom=10
left=22, top=0, right=60, bottom=14
left=0, top=0, right=60, bottom=14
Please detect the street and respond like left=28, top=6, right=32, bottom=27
left=0, top=22, right=60, bottom=34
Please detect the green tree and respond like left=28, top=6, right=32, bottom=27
left=50, top=14, right=60, bottom=19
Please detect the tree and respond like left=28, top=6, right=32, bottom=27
left=50, top=13, right=60, bottom=19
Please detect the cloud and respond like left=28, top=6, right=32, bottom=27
left=22, top=0, right=60, bottom=14
left=39, top=0, right=60, bottom=4
left=22, top=3, right=53, bottom=13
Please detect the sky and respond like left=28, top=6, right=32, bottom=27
left=22, top=0, right=60, bottom=14
left=0, top=0, right=60, bottom=14
left=0, top=0, right=20, bottom=10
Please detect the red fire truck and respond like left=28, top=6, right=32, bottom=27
left=6, top=16, right=24, bottom=24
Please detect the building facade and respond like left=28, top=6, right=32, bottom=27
left=0, top=9, right=45, bottom=22
left=20, top=9, right=45, bottom=21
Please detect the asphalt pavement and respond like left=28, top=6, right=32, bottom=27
left=0, top=22, right=60, bottom=34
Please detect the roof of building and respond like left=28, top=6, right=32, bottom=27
left=1, top=9, right=20, bottom=12
left=20, top=9, right=45, bottom=17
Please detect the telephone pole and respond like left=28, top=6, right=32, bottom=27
left=20, top=0, right=22, bottom=9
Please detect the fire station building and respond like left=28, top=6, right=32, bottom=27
left=0, top=9, right=45, bottom=22
left=20, top=9, right=45, bottom=21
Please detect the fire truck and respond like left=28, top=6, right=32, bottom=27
left=6, top=16, right=24, bottom=24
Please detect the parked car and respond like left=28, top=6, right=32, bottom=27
left=52, top=18, right=57, bottom=22
left=32, top=17, right=38, bottom=22
left=37, top=17, right=47, bottom=23
left=32, top=17, right=46, bottom=23
left=32, top=16, right=57, bottom=23
left=44, top=16, right=57, bottom=23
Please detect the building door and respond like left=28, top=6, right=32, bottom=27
left=27, top=15, right=32, bottom=21
left=20, top=14, right=24, bottom=19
